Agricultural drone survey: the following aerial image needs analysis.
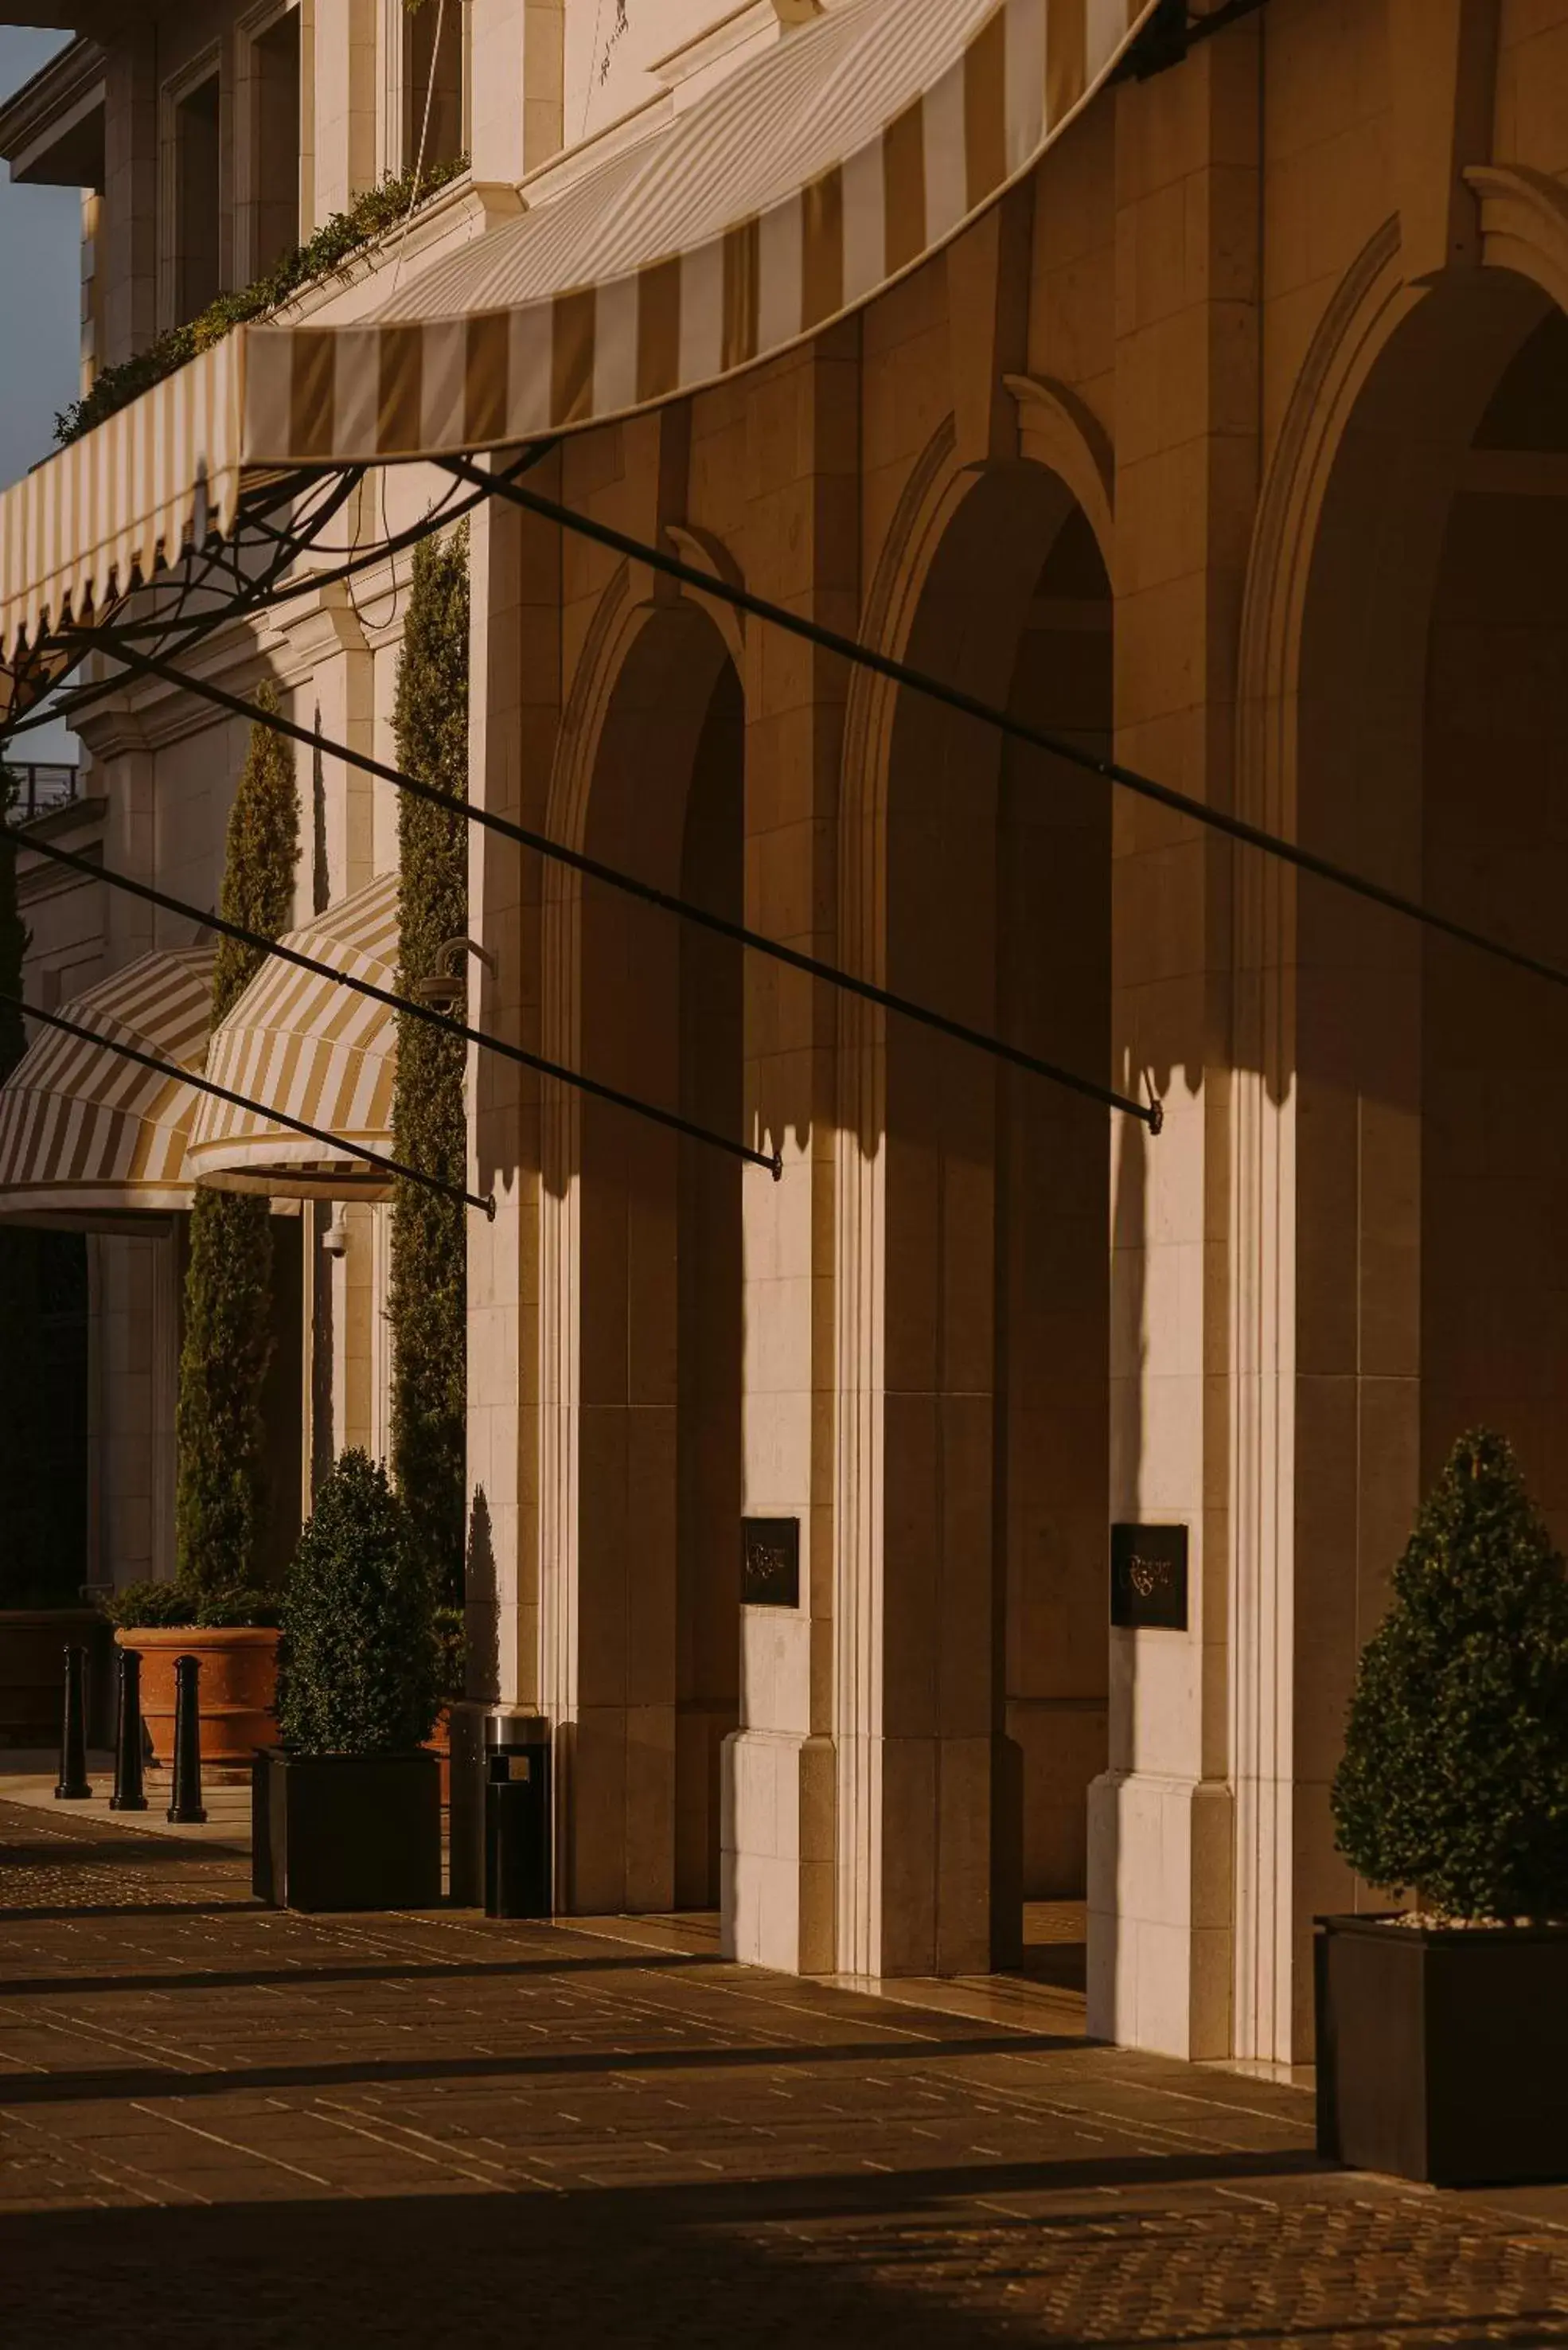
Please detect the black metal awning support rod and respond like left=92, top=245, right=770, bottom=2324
left=14, top=826, right=782, bottom=1182
left=1, top=990, right=493, bottom=1216
left=84, top=638, right=1157, bottom=1131
left=451, top=459, right=1568, bottom=1006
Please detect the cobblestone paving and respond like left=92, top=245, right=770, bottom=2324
left=4, top=1799, right=1568, bottom=2347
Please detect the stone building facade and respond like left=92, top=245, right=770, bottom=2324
left=3, top=0, right=1567, bottom=2070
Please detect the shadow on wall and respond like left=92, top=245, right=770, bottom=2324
left=1089, top=1103, right=1147, bottom=2042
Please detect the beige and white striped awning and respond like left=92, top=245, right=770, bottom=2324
left=0, top=0, right=1154, bottom=669
left=0, top=340, right=243, bottom=681
left=0, top=947, right=216, bottom=1228
left=185, top=873, right=401, bottom=1201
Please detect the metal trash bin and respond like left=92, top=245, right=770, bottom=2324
left=483, top=1712, right=552, bottom=1919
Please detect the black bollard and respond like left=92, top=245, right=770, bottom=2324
left=53, top=1644, right=92, bottom=1801
left=110, top=1647, right=148, bottom=1813
left=167, top=1654, right=207, bottom=1825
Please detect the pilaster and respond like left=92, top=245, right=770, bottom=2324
left=469, top=0, right=565, bottom=186
left=722, top=329, right=857, bottom=1974
left=469, top=453, right=560, bottom=1712
left=1089, top=22, right=1262, bottom=2061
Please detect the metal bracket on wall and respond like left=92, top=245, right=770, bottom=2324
left=1114, top=0, right=1270, bottom=83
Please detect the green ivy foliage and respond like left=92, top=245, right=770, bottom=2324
left=388, top=529, right=469, bottom=1608
left=55, top=155, right=469, bottom=447
left=276, top=1450, right=439, bottom=1755
left=1332, top=1427, right=1568, bottom=1923
left=174, top=691, right=299, bottom=1607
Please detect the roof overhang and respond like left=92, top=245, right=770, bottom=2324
left=0, top=37, right=105, bottom=188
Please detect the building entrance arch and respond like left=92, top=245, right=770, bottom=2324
left=1234, top=232, right=1568, bottom=2061
left=837, top=442, right=1116, bottom=1977
left=539, top=589, right=745, bottom=1917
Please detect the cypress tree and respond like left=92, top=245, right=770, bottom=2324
left=0, top=774, right=45, bottom=1602
left=174, top=689, right=298, bottom=1605
left=1332, top=1427, right=1568, bottom=1923
left=388, top=527, right=469, bottom=1606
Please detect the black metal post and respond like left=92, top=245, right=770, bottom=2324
left=53, top=1644, right=91, bottom=1801
left=110, top=1646, right=148, bottom=1812
left=167, top=1654, right=206, bottom=1825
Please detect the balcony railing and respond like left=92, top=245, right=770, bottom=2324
left=3, top=763, right=83, bottom=826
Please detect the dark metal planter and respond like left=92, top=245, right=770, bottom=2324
left=1316, top=1912, right=1568, bottom=2187
left=252, top=1750, right=441, bottom=1911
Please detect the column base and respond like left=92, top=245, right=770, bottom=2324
left=720, top=1728, right=835, bottom=1973
left=1086, top=1769, right=1234, bottom=2058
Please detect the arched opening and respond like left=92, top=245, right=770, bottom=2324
left=565, top=603, right=744, bottom=1918
left=1283, top=267, right=1568, bottom=2036
left=875, top=459, right=1113, bottom=1976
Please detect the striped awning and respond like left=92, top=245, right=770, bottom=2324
left=185, top=873, right=401, bottom=1201
left=0, top=947, right=216, bottom=1228
left=0, top=340, right=243, bottom=680
left=0, top=0, right=1153, bottom=669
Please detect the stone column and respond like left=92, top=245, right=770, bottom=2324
left=313, top=0, right=377, bottom=224
left=468, top=455, right=560, bottom=1710
left=1086, top=25, right=1262, bottom=2060
left=468, top=0, right=564, bottom=185
left=722, top=332, right=856, bottom=1975
left=102, top=29, right=156, bottom=367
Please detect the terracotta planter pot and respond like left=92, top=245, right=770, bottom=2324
left=0, top=1610, right=111, bottom=1747
left=113, top=1626, right=279, bottom=1770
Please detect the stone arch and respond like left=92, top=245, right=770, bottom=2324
left=835, top=416, right=1117, bottom=1978
left=1231, top=217, right=1568, bottom=2063
left=538, top=565, right=747, bottom=1916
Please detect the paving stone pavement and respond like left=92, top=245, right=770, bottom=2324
left=4, top=1798, right=1568, bottom=2348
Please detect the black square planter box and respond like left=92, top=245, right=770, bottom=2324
left=252, top=1750, right=441, bottom=1911
left=1316, top=1912, right=1568, bottom=2187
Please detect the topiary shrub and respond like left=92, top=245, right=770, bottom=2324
left=174, top=687, right=298, bottom=1610
left=275, top=1450, right=439, bottom=1755
left=388, top=528, right=469, bottom=1612
left=1332, top=1427, right=1568, bottom=1923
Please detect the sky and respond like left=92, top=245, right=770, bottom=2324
left=1, top=25, right=83, bottom=763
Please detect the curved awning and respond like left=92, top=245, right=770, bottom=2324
left=0, top=338, right=242, bottom=680
left=0, top=947, right=216, bottom=1228
left=0, top=0, right=1154, bottom=671
left=186, top=872, right=401, bottom=1202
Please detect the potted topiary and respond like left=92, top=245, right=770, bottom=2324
left=253, top=1450, right=442, bottom=1911
left=101, top=1582, right=281, bottom=1773
left=1317, top=1428, right=1568, bottom=2187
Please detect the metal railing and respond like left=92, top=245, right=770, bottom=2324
left=3, top=763, right=83, bottom=825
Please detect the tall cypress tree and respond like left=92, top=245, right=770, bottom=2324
left=388, top=527, right=469, bottom=1605
left=0, top=772, right=45, bottom=1602
left=174, top=689, right=298, bottom=1603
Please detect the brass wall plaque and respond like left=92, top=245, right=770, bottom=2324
left=1110, top=1524, right=1188, bottom=1630
left=742, top=1517, right=800, bottom=1608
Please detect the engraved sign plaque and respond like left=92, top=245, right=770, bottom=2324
left=1110, top=1524, right=1189, bottom=1630
left=742, top=1517, right=800, bottom=1608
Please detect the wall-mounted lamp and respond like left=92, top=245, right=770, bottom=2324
left=413, top=936, right=497, bottom=1013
